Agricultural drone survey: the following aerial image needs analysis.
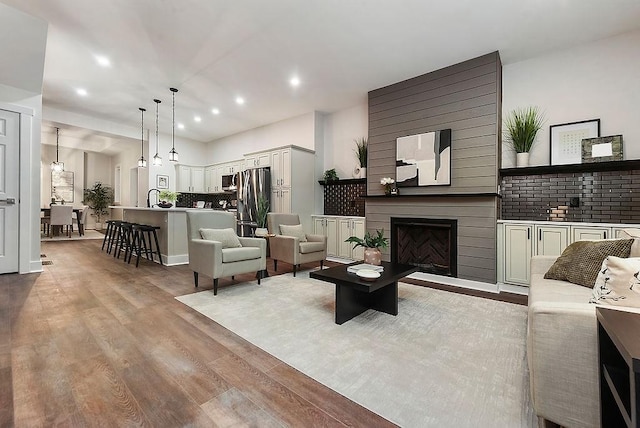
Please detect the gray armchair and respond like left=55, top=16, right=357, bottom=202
left=267, top=213, right=327, bottom=276
left=186, top=210, right=266, bottom=295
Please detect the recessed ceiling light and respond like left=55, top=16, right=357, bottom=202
left=211, top=108, right=220, bottom=115
left=235, top=97, right=245, bottom=105
left=290, top=76, right=300, bottom=87
left=76, top=88, right=88, bottom=96
left=194, top=116, right=201, bottom=122
left=178, top=123, right=185, bottom=129
left=95, top=55, right=110, bottom=67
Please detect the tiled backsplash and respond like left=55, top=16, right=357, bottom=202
left=501, top=169, right=640, bottom=223
left=322, top=179, right=366, bottom=217
left=176, top=192, right=237, bottom=209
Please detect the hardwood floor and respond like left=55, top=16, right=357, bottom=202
left=0, top=240, right=395, bottom=427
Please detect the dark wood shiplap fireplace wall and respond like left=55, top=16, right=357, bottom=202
left=366, top=52, right=502, bottom=284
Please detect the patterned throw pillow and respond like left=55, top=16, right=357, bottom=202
left=279, top=224, right=307, bottom=242
left=544, top=239, right=634, bottom=287
left=590, top=256, right=640, bottom=307
left=199, top=228, right=242, bottom=248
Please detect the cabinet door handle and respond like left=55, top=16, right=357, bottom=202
left=604, top=231, right=607, bottom=239
left=527, top=228, right=530, bottom=240
left=539, top=229, right=542, bottom=241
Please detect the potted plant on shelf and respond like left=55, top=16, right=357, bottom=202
left=158, top=190, right=180, bottom=208
left=323, top=168, right=339, bottom=182
left=345, top=229, right=389, bottom=266
left=503, top=106, right=544, bottom=167
left=83, top=182, right=114, bottom=230
left=255, top=194, right=269, bottom=237
left=354, top=137, right=367, bottom=178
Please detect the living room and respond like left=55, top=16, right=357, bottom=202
left=2, top=1, right=640, bottom=427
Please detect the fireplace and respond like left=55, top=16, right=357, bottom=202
left=390, top=217, right=457, bottom=277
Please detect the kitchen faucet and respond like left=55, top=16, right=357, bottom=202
left=147, top=188, right=160, bottom=208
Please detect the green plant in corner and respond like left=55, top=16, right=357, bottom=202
left=323, top=168, right=339, bottom=182
left=159, top=190, right=180, bottom=203
left=256, top=194, right=269, bottom=229
left=345, top=229, right=389, bottom=249
left=503, top=106, right=545, bottom=153
left=354, top=137, right=368, bottom=168
left=83, top=182, right=114, bottom=225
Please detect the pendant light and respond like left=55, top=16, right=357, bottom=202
left=152, top=99, right=162, bottom=166
left=50, top=127, right=65, bottom=172
left=137, top=107, right=147, bottom=168
left=169, top=87, right=179, bottom=162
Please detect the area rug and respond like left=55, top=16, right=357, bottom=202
left=176, top=271, right=535, bottom=427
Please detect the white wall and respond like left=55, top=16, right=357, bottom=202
left=322, top=102, right=368, bottom=179
left=502, top=29, right=640, bottom=168
left=205, top=112, right=317, bottom=163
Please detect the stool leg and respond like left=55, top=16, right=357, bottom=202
left=136, top=230, right=146, bottom=267
left=101, top=222, right=111, bottom=251
left=152, top=229, right=163, bottom=265
left=143, top=231, right=153, bottom=262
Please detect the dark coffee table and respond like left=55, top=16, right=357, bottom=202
left=310, top=261, right=418, bottom=324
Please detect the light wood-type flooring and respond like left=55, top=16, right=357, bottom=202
left=0, top=239, right=395, bottom=427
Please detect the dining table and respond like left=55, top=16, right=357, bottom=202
left=41, top=206, right=83, bottom=236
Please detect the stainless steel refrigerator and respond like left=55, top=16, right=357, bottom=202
left=236, top=167, right=271, bottom=236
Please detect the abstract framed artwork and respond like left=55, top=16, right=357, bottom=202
left=549, top=119, right=600, bottom=165
left=396, top=129, right=451, bottom=187
left=581, top=135, right=623, bottom=163
left=51, top=171, right=74, bottom=203
left=157, top=174, right=169, bottom=189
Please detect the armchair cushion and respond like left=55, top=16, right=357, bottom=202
left=279, top=224, right=307, bottom=242
left=222, top=247, right=263, bottom=263
left=200, top=228, right=242, bottom=248
left=299, top=241, right=325, bottom=254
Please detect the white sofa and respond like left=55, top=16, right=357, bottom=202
left=528, top=255, right=599, bottom=427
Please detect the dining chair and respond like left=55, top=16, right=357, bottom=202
left=72, top=205, right=89, bottom=236
left=49, top=205, right=74, bottom=237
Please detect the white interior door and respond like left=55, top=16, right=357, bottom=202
left=0, top=109, right=20, bottom=273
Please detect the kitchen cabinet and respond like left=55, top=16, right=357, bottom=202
left=271, top=148, right=291, bottom=188
left=176, top=165, right=204, bottom=193
left=535, top=225, right=569, bottom=256
left=313, top=215, right=364, bottom=260
left=245, top=152, right=271, bottom=168
left=504, top=224, right=533, bottom=286
left=205, top=165, right=224, bottom=193
left=573, top=226, right=610, bottom=241
left=271, top=187, right=291, bottom=213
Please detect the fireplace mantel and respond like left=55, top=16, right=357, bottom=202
left=366, top=193, right=500, bottom=199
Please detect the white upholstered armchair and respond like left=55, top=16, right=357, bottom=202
left=186, top=210, right=267, bottom=295
left=267, top=213, right=327, bottom=277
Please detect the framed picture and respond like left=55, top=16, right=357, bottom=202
left=157, top=174, right=169, bottom=189
left=396, top=129, right=451, bottom=187
left=51, top=171, right=74, bottom=203
left=550, top=119, right=600, bottom=165
left=581, top=135, right=623, bottom=163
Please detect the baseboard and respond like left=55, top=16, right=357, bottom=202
left=164, top=254, right=189, bottom=266
left=28, top=260, right=43, bottom=273
left=498, top=282, right=529, bottom=296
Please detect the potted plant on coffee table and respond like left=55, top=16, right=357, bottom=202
left=345, top=229, right=389, bottom=265
left=503, top=106, right=544, bottom=167
left=83, top=181, right=114, bottom=230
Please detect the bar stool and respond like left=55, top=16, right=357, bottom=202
left=102, top=220, right=118, bottom=252
left=114, top=222, right=135, bottom=261
left=132, top=224, right=163, bottom=267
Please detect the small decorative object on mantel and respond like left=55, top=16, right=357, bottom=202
left=354, top=137, right=367, bottom=178
left=345, top=229, right=389, bottom=266
left=503, top=106, right=544, bottom=168
left=323, top=168, right=339, bottom=182
left=380, top=177, right=395, bottom=195
left=581, top=135, right=623, bottom=163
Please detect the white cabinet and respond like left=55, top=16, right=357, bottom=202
left=313, top=216, right=338, bottom=256
left=176, top=165, right=204, bottom=193
left=573, top=226, right=610, bottom=241
left=205, top=165, right=224, bottom=193
left=504, top=224, right=533, bottom=286
left=245, top=152, right=271, bottom=169
left=271, top=188, right=291, bottom=213
left=313, top=216, right=364, bottom=260
left=271, top=148, right=291, bottom=187
left=535, top=225, right=569, bottom=256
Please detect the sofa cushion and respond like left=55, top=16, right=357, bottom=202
left=590, top=256, right=640, bottom=307
left=279, top=224, right=307, bottom=242
left=299, top=241, right=325, bottom=254
left=619, top=229, right=640, bottom=257
left=222, top=247, right=262, bottom=263
left=200, top=228, right=242, bottom=249
left=544, top=239, right=633, bottom=287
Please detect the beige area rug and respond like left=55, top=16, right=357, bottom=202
left=177, top=271, right=535, bottom=427
left=41, top=229, right=105, bottom=242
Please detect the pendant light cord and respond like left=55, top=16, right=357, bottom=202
left=56, top=127, right=60, bottom=162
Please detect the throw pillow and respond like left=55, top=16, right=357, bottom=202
left=279, top=224, right=307, bottom=242
left=199, top=228, right=242, bottom=248
left=619, top=228, right=640, bottom=257
left=590, top=256, right=640, bottom=307
left=544, top=239, right=634, bottom=287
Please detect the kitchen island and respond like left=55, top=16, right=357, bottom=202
left=109, top=207, right=191, bottom=266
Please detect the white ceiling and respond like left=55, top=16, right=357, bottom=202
left=3, top=0, right=640, bottom=150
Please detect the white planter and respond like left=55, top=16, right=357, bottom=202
left=255, top=227, right=268, bottom=237
left=360, top=167, right=367, bottom=179
left=516, top=152, right=530, bottom=168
